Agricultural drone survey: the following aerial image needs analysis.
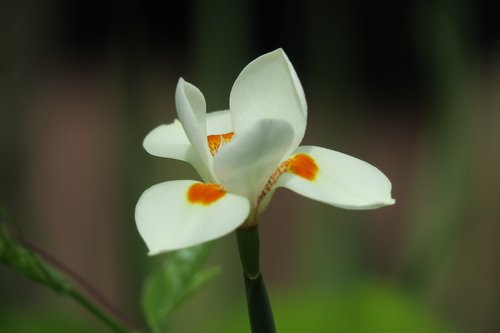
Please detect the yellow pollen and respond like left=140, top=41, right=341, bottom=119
left=187, top=183, right=226, bottom=205
left=207, top=132, right=234, bottom=155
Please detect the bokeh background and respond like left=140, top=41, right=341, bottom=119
left=1, top=0, right=500, bottom=332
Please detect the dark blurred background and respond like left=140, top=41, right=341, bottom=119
left=1, top=0, right=499, bottom=332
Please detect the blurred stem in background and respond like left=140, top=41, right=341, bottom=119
left=406, top=0, right=472, bottom=279
left=0, top=0, right=47, bottom=215
left=404, top=0, right=479, bottom=328
left=193, top=0, right=250, bottom=108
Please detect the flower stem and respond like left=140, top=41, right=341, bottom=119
left=236, top=226, right=276, bottom=333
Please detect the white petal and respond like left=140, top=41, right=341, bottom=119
left=135, top=180, right=250, bottom=254
left=175, top=78, right=211, bottom=166
left=144, top=111, right=233, bottom=158
left=206, top=110, right=233, bottom=134
left=213, top=119, right=294, bottom=204
left=229, top=49, right=307, bottom=154
left=278, top=146, right=395, bottom=209
left=142, top=121, right=211, bottom=182
left=143, top=120, right=191, bottom=158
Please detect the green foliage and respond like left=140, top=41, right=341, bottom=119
left=141, top=243, right=221, bottom=333
left=0, top=216, right=132, bottom=333
left=0, top=308, right=105, bottom=333
left=0, top=222, right=71, bottom=294
left=205, top=281, right=459, bottom=333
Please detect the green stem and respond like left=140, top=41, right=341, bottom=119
left=68, top=288, right=135, bottom=333
left=236, top=227, right=276, bottom=333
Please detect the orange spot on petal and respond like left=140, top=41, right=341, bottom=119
left=207, top=132, right=234, bottom=155
left=257, top=154, right=318, bottom=204
left=288, top=154, right=318, bottom=180
left=187, top=183, right=226, bottom=205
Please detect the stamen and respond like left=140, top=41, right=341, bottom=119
left=187, top=183, right=226, bottom=205
left=257, top=154, right=318, bottom=203
left=257, top=162, right=289, bottom=204
left=207, top=132, right=234, bottom=155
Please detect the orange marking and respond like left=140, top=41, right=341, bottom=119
left=257, top=153, right=318, bottom=204
left=187, top=183, right=226, bottom=205
left=207, top=132, right=234, bottom=155
left=288, top=154, right=318, bottom=180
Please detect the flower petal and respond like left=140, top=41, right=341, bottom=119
left=206, top=110, right=233, bottom=134
left=135, top=180, right=250, bottom=254
left=142, top=121, right=212, bottom=182
left=213, top=119, right=294, bottom=205
left=230, top=49, right=307, bottom=153
left=142, top=111, right=234, bottom=183
left=143, top=120, right=191, bottom=158
left=175, top=78, right=211, bottom=166
left=278, top=146, right=395, bottom=209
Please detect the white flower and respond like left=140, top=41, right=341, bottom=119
left=135, top=49, right=395, bottom=255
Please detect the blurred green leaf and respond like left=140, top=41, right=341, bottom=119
left=0, top=215, right=133, bottom=333
left=0, top=222, right=70, bottom=293
left=141, top=243, right=221, bottom=333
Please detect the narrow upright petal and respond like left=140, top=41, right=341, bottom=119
left=175, top=78, right=211, bottom=166
left=213, top=119, right=294, bottom=205
left=278, top=146, right=395, bottom=209
left=230, top=49, right=307, bottom=154
left=135, top=180, right=250, bottom=254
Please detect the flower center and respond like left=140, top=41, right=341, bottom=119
left=258, top=154, right=318, bottom=203
left=187, top=183, right=226, bottom=205
left=207, top=132, right=234, bottom=156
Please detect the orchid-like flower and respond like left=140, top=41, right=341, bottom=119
left=136, top=49, right=395, bottom=255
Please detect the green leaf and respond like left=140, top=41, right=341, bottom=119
left=0, top=223, right=70, bottom=293
left=141, top=243, right=221, bottom=333
left=1, top=211, right=134, bottom=333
